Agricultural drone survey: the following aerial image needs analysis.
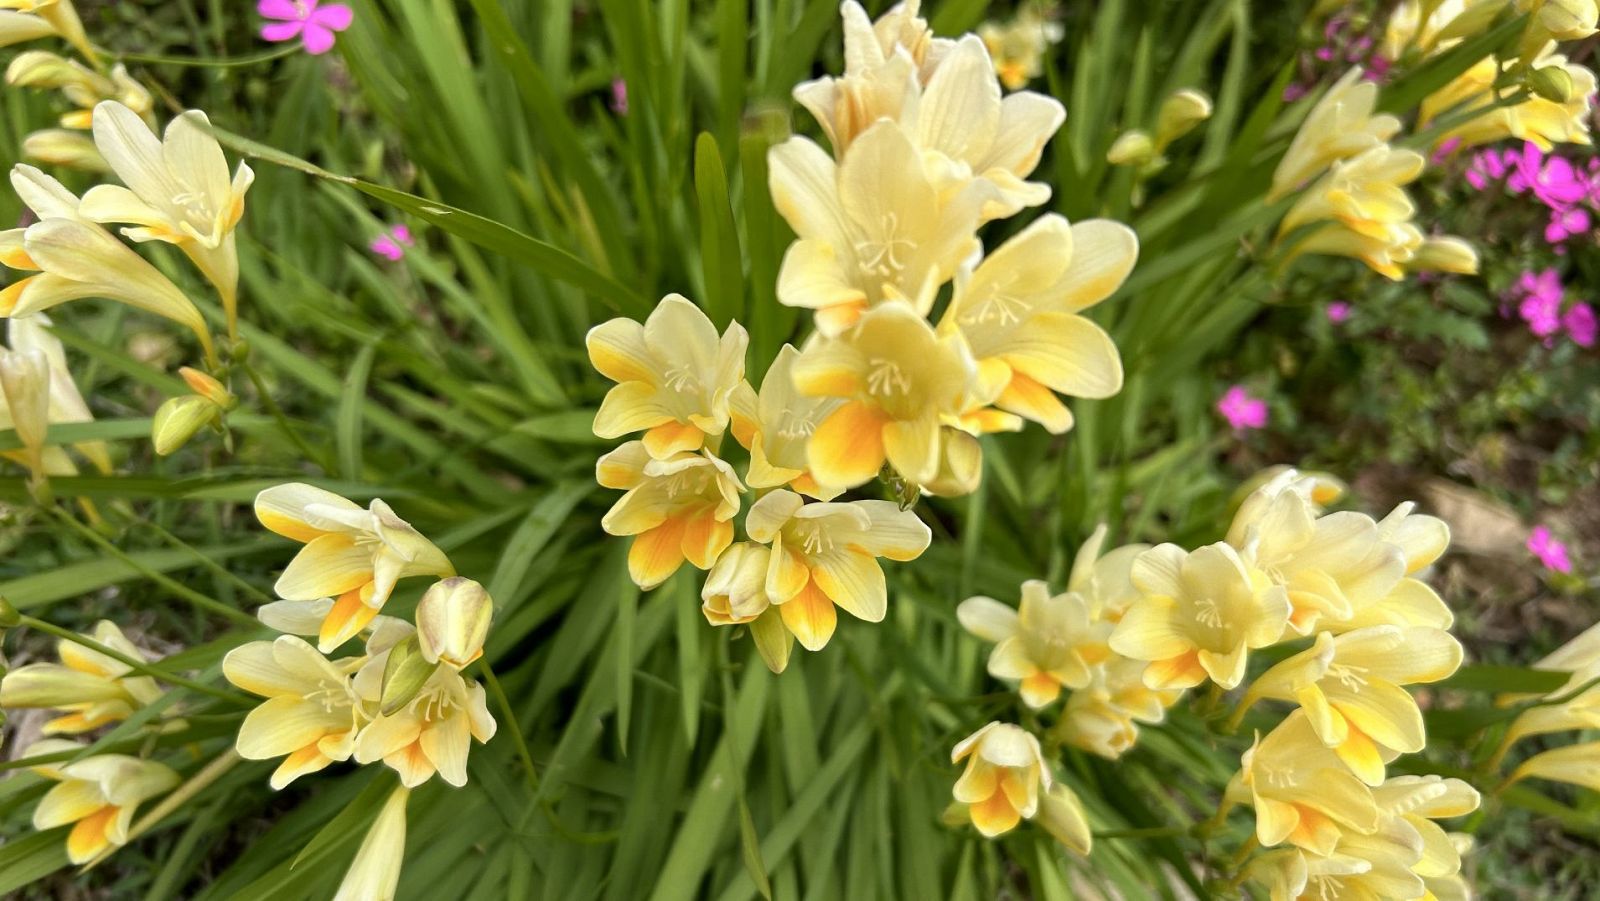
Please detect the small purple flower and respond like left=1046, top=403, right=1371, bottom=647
left=1507, top=143, right=1591, bottom=209
left=610, top=78, right=628, bottom=115
left=1216, top=385, right=1268, bottom=432
left=1431, top=137, right=1463, bottom=165
left=369, top=224, right=413, bottom=261
left=1528, top=526, right=1573, bottom=573
left=1326, top=301, right=1352, bottom=323
left=1565, top=302, right=1597, bottom=347
left=1515, top=268, right=1565, bottom=339
left=1362, top=56, right=1392, bottom=82
left=1546, top=206, right=1591, bottom=245
left=1283, top=82, right=1310, bottom=102
left=259, top=0, right=353, bottom=55
left=1465, top=149, right=1509, bottom=190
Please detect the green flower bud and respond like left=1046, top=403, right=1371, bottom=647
left=379, top=634, right=439, bottom=716
left=151, top=395, right=219, bottom=456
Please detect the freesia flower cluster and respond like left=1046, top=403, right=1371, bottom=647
left=949, top=468, right=1482, bottom=899
left=587, top=0, right=1136, bottom=672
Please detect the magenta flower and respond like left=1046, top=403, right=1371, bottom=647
left=610, top=78, right=629, bottom=115
left=1282, top=82, right=1310, bottom=102
left=1430, top=137, right=1462, bottom=165
left=1564, top=302, right=1597, bottom=347
left=1507, top=143, right=1591, bottom=209
left=1546, top=206, right=1591, bottom=245
left=1326, top=301, right=1352, bottom=323
left=368, top=224, right=412, bottom=262
left=1216, top=385, right=1268, bottom=432
left=1528, top=526, right=1573, bottom=573
left=259, top=0, right=353, bottom=56
left=1465, top=149, right=1509, bottom=190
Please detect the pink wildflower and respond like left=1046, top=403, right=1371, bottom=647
left=1465, top=149, right=1509, bottom=190
left=259, top=0, right=353, bottom=55
left=1527, top=526, right=1573, bottom=573
left=1326, top=301, right=1352, bottom=323
left=611, top=78, right=628, bottom=115
left=1546, top=206, right=1591, bottom=245
left=368, top=224, right=413, bottom=262
left=1564, top=302, right=1597, bottom=347
left=1515, top=269, right=1565, bottom=338
left=1216, top=385, right=1268, bottom=432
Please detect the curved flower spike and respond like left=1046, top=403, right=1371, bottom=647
left=0, top=620, right=162, bottom=734
left=745, top=489, right=930, bottom=651
left=82, top=102, right=254, bottom=334
left=587, top=294, right=749, bottom=460
left=223, top=635, right=363, bottom=789
left=950, top=722, right=1049, bottom=837
left=942, top=215, right=1134, bottom=434
left=597, top=443, right=743, bottom=589
left=1278, top=145, right=1427, bottom=281
left=1225, top=710, right=1382, bottom=856
left=1239, top=626, right=1463, bottom=785
left=254, top=483, right=454, bottom=652
left=792, top=302, right=977, bottom=491
left=957, top=580, right=1110, bottom=708
left=1111, top=542, right=1289, bottom=690
left=25, top=739, right=179, bottom=864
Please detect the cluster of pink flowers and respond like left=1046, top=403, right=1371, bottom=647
left=369, top=224, right=413, bottom=261
left=1509, top=267, right=1596, bottom=347
left=259, top=0, right=352, bottom=55
left=1466, top=142, right=1598, bottom=250
left=1284, top=16, right=1389, bottom=102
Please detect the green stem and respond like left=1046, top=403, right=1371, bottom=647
left=17, top=614, right=252, bottom=707
left=236, top=357, right=333, bottom=472
left=134, top=517, right=274, bottom=605
left=105, top=44, right=301, bottom=68
left=479, top=659, right=539, bottom=795
left=46, top=506, right=257, bottom=627
left=1092, top=825, right=1190, bottom=840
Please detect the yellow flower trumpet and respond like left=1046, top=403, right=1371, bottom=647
left=24, top=739, right=179, bottom=864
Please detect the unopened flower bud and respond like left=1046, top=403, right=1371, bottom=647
left=0, top=595, right=18, bottom=628
left=1412, top=236, right=1480, bottom=275
left=179, top=367, right=236, bottom=409
left=415, top=577, right=492, bottom=669
left=1532, top=0, right=1600, bottom=42
left=1529, top=65, right=1576, bottom=103
left=0, top=348, right=51, bottom=469
left=701, top=543, right=772, bottom=626
left=1155, top=88, right=1213, bottom=150
left=379, top=634, right=439, bottom=715
left=1106, top=129, right=1155, bottom=166
left=151, top=395, right=219, bottom=456
left=5, top=50, right=78, bottom=88
left=21, top=129, right=106, bottom=171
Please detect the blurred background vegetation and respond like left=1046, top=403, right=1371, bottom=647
left=0, top=0, right=1595, bottom=897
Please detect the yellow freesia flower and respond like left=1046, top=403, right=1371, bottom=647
left=728, top=344, right=843, bottom=499
left=415, top=577, right=493, bottom=670
left=1382, top=0, right=1505, bottom=60
left=352, top=655, right=496, bottom=788
left=1517, top=0, right=1600, bottom=46
left=0, top=341, right=51, bottom=483
left=335, top=785, right=410, bottom=901
left=1110, top=542, right=1290, bottom=690
left=1, top=164, right=214, bottom=363
left=0, top=620, right=162, bottom=734
left=1063, top=523, right=1149, bottom=623
left=596, top=442, right=742, bottom=589
left=223, top=634, right=364, bottom=790
left=700, top=540, right=775, bottom=626
left=977, top=6, right=1063, bottom=90
left=587, top=294, right=749, bottom=459
left=0, top=0, right=93, bottom=62
left=834, top=0, right=953, bottom=88
left=24, top=739, right=179, bottom=864
left=1420, top=50, right=1597, bottom=152
left=254, top=483, right=455, bottom=652
left=1057, top=657, right=1182, bottom=759
left=1036, top=783, right=1093, bottom=856
left=744, top=488, right=930, bottom=651
left=949, top=721, right=1050, bottom=837
left=1271, top=68, right=1402, bottom=200
left=80, top=101, right=254, bottom=334
left=1238, top=626, right=1463, bottom=785
left=1225, top=710, right=1381, bottom=856
left=1373, top=775, right=1480, bottom=883
left=958, top=580, right=1111, bottom=708
left=1278, top=144, right=1426, bottom=280
left=940, top=214, right=1133, bottom=434
left=1227, top=470, right=1408, bottom=635
left=768, top=121, right=987, bottom=334
left=791, top=302, right=977, bottom=490
left=1320, top=502, right=1455, bottom=632
left=1497, top=621, right=1600, bottom=754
